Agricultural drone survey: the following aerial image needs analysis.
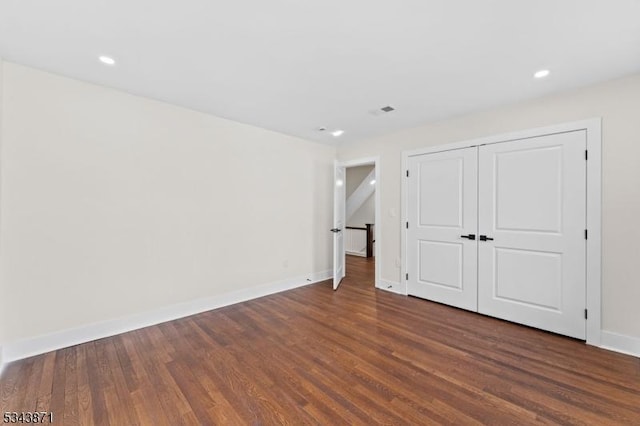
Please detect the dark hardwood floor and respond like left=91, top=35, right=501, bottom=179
left=1, top=255, right=639, bottom=425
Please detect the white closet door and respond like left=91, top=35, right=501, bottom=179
left=407, top=147, right=478, bottom=311
left=477, top=131, right=587, bottom=339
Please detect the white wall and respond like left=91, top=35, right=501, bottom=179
left=346, top=165, right=375, bottom=228
left=349, top=195, right=375, bottom=229
left=337, top=72, right=640, bottom=341
left=346, top=165, right=373, bottom=197
left=0, top=62, right=335, bottom=348
left=0, top=57, right=4, bottom=369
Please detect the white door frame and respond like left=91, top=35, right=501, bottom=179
left=401, top=118, right=602, bottom=346
left=336, top=157, right=381, bottom=288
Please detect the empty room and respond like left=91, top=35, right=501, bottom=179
left=1, top=1, right=639, bottom=424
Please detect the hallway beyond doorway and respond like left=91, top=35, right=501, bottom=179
left=343, top=254, right=375, bottom=289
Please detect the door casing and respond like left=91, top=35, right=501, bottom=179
left=334, top=157, right=381, bottom=289
left=401, top=119, right=602, bottom=346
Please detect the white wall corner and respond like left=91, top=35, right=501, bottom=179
left=3, top=269, right=332, bottom=363
left=600, top=331, right=640, bottom=358
left=0, top=346, right=5, bottom=378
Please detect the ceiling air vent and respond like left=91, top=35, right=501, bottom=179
left=369, top=105, right=396, bottom=116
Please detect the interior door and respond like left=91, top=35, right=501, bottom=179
left=332, top=164, right=346, bottom=290
left=407, top=147, right=478, bottom=311
left=477, top=131, right=587, bottom=339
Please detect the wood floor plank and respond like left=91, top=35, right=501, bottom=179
left=187, top=318, right=316, bottom=425
left=17, top=360, right=37, bottom=410
left=62, top=348, right=79, bottom=425
left=127, top=330, right=196, bottom=425
left=47, top=350, right=67, bottom=422
left=34, top=352, right=56, bottom=413
left=1, top=255, right=638, bottom=424
left=111, top=336, right=139, bottom=394
left=4, top=359, right=34, bottom=414
left=18, top=356, right=42, bottom=412
left=76, top=344, right=94, bottom=426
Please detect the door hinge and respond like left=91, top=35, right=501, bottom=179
left=406, top=170, right=409, bottom=177
left=585, top=309, right=588, bottom=319
left=585, top=150, right=588, bottom=160
left=406, top=222, right=409, bottom=229
left=406, top=273, right=409, bottom=280
left=585, top=229, right=588, bottom=240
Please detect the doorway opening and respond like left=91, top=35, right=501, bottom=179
left=345, top=164, right=376, bottom=285
left=333, top=157, right=380, bottom=290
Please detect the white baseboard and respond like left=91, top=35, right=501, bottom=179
left=7, top=272, right=634, bottom=365
left=371, top=284, right=639, bottom=359
left=600, top=331, right=640, bottom=358
left=345, top=251, right=366, bottom=257
left=376, top=280, right=406, bottom=295
left=4, top=269, right=332, bottom=363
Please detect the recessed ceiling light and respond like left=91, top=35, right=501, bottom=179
left=99, top=56, right=116, bottom=66
left=370, top=179, right=376, bottom=185
left=534, top=69, right=550, bottom=79
left=331, top=130, right=344, bottom=137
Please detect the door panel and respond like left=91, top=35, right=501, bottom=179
left=493, top=248, right=562, bottom=311
left=494, top=146, right=563, bottom=233
left=407, top=148, right=478, bottom=311
left=478, top=131, right=587, bottom=339
left=333, top=164, right=346, bottom=290
left=418, top=158, right=464, bottom=227
left=418, top=240, right=462, bottom=290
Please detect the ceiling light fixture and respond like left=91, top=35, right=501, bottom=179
left=99, top=56, right=116, bottom=66
left=534, top=69, right=550, bottom=79
left=370, top=179, right=376, bottom=185
left=331, top=130, right=344, bottom=137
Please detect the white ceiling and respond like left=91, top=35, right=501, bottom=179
left=1, top=1, right=639, bottom=145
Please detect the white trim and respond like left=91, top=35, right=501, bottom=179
left=402, top=118, right=602, bottom=344
left=338, top=156, right=381, bottom=288
left=600, top=331, right=640, bottom=358
left=401, top=151, right=409, bottom=296
left=345, top=251, right=366, bottom=257
left=3, top=270, right=331, bottom=363
left=377, top=280, right=405, bottom=295
left=403, top=118, right=600, bottom=157
left=585, top=119, right=602, bottom=346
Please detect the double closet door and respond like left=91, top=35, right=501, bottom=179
left=406, top=130, right=587, bottom=339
